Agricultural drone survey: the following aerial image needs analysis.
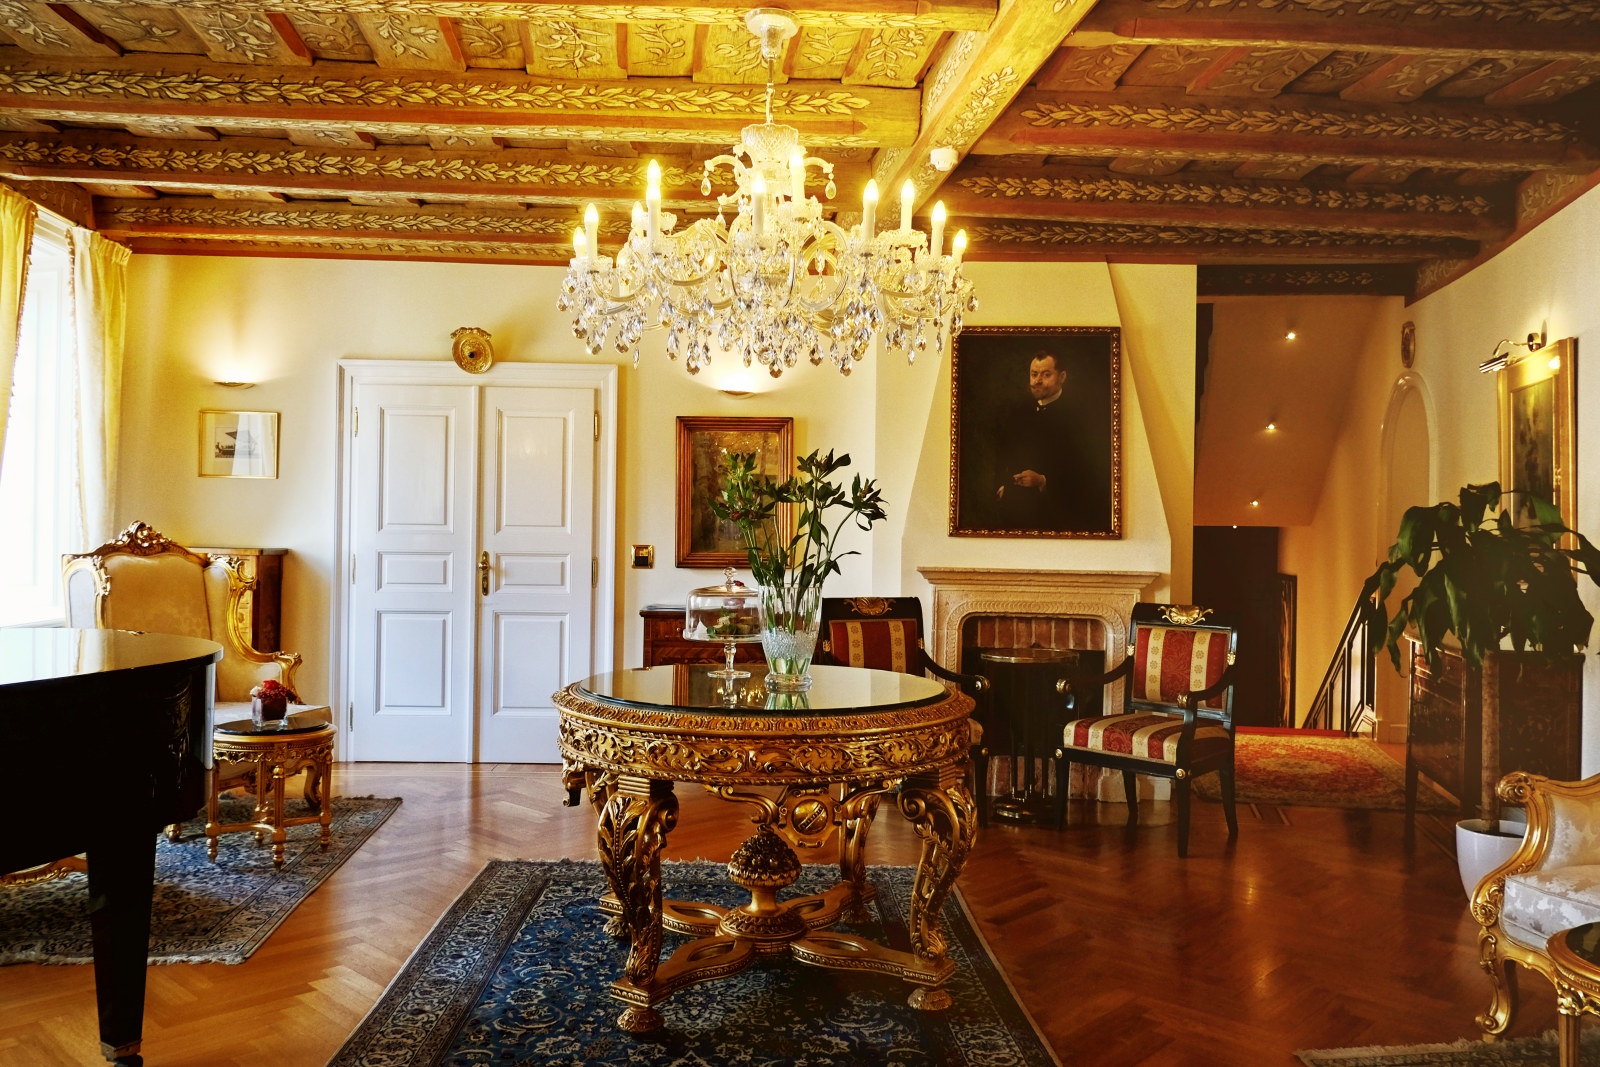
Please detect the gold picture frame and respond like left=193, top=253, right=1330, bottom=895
left=675, top=416, right=794, bottom=568
left=1498, top=336, right=1576, bottom=531
left=199, top=410, right=280, bottom=479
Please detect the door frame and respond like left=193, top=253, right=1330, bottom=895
left=333, top=359, right=618, bottom=759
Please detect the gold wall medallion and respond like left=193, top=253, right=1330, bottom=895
left=451, top=326, right=494, bottom=373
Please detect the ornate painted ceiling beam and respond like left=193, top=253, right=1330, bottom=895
left=54, top=0, right=998, bottom=33
left=869, top=0, right=1099, bottom=213
left=0, top=56, right=919, bottom=145
left=943, top=161, right=1512, bottom=239
left=969, top=88, right=1598, bottom=171
left=117, top=232, right=576, bottom=264
left=0, top=132, right=866, bottom=205
left=960, top=217, right=1476, bottom=261
left=93, top=195, right=602, bottom=243
left=1069, top=0, right=1600, bottom=62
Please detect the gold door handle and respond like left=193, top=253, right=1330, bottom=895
left=479, top=551, right=490, bottom=596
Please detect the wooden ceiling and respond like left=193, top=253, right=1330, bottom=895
left=2, top=0, right=1597, bottom=296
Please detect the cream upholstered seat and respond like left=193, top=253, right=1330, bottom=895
left=63, top=521, right=328, bottom=729
left=1473, top=771, right=1600, bottom=1037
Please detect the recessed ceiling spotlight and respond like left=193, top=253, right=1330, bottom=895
left=1250, top=500, right=1260, bottom=507
left=1284, top=330, right=1297, bottom=341
left=1265, top=421, right=1277, bottom=431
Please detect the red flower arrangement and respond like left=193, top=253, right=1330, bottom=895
left=250, top=679, right=298, bottom=726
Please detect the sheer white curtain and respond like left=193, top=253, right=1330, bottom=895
left=0, top=185, right=38, bottom=470
left=68, top=226, right=130, bottom=548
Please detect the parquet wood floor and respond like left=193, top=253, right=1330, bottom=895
left=0, top=763, right=1558, bottom=1066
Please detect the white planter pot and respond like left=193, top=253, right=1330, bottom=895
left=1456, top=814, right=1528, bottom=900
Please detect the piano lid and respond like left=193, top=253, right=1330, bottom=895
left=0, top=628, right=221, bottom=687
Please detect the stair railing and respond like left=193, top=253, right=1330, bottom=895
left=1301, top=594, right=1376, bottom=735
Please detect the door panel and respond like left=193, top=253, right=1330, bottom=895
left=348, top=384, right=477, bottom=761
left=477, top=386, right=594, bottom=762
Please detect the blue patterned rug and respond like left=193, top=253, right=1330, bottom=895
left=0, top=795, right=400, bottom=965
left=328, top=859, right=1059, bottom=1067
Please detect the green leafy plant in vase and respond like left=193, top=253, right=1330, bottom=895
left=1361, top=481, right=1600, bottom=835
left=710, top=448, right=888, bottom=691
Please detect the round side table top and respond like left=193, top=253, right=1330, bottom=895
left=216, top=713, right=334, bottom=739
left=1549, top=922, right=1600, bottom=992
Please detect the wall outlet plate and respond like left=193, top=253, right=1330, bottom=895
left=631, top=545, right=654, bottom=568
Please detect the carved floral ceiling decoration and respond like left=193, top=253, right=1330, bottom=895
left=1, top=0, right=1597, bottom=296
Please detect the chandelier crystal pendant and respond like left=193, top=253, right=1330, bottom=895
left=556, top=8, right=977, bottom=379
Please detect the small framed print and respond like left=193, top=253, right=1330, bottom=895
left=199, top=410, right=279, bottom=479
left=675, top=415, right=793, bottom=568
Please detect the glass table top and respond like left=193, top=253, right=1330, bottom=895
left=577, top=663, right=948, bottom=716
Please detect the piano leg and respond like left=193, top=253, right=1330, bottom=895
left=85, top=826, right=157, bottom=1067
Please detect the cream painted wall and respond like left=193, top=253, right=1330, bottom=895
left=1280, top=183, right=1600, bottom=763
left=896, top=262, right=1193, bottom=611
left=1277, top=298, right=1407, bottom=727
left=120, top=254, right=1197, bottom=718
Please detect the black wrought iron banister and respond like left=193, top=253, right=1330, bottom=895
left=1302, top=595, right=1376, bottom=735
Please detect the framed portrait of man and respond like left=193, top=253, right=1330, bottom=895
left=949, top=326, right=1121, bottom=538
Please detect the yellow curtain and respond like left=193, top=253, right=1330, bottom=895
left=0, top=185, right=38, bottom=472
left=70, top=227, right=131, bottom=547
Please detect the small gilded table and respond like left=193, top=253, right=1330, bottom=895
left=1550, top=922, right=1600, bottom=1066
left=555, top=663, right=977, bottom=1034
left=207, top=713, right=335, bottom=868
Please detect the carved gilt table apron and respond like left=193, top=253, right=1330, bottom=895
left=555, top=663, right=977, bottom=1034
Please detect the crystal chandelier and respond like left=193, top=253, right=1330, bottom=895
left=556, top=8, right=977, bottom=379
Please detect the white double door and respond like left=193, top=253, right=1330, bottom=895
left=339, top=361, right=616, bottom=763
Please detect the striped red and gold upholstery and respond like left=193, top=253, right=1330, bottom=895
left=1131, top=625, right=1231, bottom=710
left=826, top=619, right=918, bottom=674
left=1061, top=713, right=1230, bottom=764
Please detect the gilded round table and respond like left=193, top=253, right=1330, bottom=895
left=555, top=663, right=977, bottom=1034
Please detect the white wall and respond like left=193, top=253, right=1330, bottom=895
left=121, top=254, right=1197, bottom=709
left=1282, top=183, right=1600, bottom=764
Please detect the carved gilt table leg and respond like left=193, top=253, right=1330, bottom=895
left=897, top=766, right=979, bottom=1011
left=596, top=775, right=678, bottom=1033
left=838, top=791, right=882, bottom=923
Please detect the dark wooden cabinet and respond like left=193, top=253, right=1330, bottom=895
left=1406, top=641, right=1582, bottom=823
left=193, top=546, right=286, bottom=653
left=640, top=606, right=765, bottom=668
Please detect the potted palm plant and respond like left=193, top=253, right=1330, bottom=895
left=1362, top=482, right=1600, bottom=892
left=710, top=448, right=887, bottom=691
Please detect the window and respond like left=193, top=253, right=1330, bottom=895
left=0, top=215, right=75, bottom=626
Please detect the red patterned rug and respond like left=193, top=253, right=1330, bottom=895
left=1193, top=734, right=1455, bottom=811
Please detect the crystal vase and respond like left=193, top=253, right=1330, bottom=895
left=758, top=582, right=823, bottom=692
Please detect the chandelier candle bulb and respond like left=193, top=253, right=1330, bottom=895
left=646, top=167, right=662, bottom=248
left=929, top=202, right=946, bottom=260
left=572, top=228, right=586, bottom=263
left=752, top=173, right=767, bottom=237
left=583, top=204, right=598, bottom=259
left=900, top=179, right=914, bottom=231
left=952, top=229, right=967, bottom=266
left=861, top=180, right=878, bottom=236
left=790, top=151, right=805, bottom=202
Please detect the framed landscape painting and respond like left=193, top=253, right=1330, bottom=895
left=949, top=326, right=1121, bottom=538
left=1498, top=336, right=1576, bottom=532
left=676, top=416, right=794, bottom=568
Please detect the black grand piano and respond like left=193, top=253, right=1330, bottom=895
left=0, top=628, right=220, bottom=1067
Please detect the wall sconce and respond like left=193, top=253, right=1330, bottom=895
left=213, top=380, right=255, bottom=388
left=1479, top=331, right=1546, bottom=374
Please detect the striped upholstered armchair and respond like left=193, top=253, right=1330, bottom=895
left=814, top=596, right=992, bottom=825
left=1052, top=602, right=1240, bottom=857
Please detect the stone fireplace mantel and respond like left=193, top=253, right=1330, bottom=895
left=917, top=567, right=1161, bottom=666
